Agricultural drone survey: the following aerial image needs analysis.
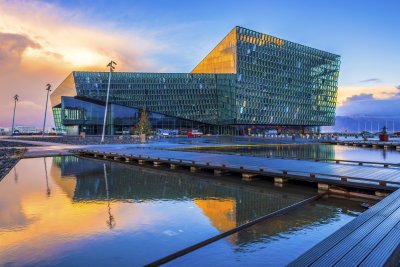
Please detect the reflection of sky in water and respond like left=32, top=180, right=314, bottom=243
left=0, top=157, right=363, bottom=266
left=334, top=145, right=400, bottom=163
left=195, top=144, right=400, bottom=163
left=168, top=198, right=363, bottom=267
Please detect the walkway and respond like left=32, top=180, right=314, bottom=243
left=75, top=145, right=400, bottom=191
left=73, top=142, right=400, bottom=264
left=289, top=188, right=400, bottom=266
left=0, top=138, right=77, bottom=157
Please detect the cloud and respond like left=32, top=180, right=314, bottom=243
left=359, top=78, right=381, bottom=83
left=0, top=0, right=167, bottom=71
left=337, top=86, right=400, bottom=118
left=0, top=0, right=172, bottom=128
left=342, top=93, right=374, bottom=105
left=337, top=85, right=399, bottom=105
left=337, top=99, right=400, bottom=118
left=0, top=32, right=41, bottom=69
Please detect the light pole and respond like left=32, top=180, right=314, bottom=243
left=44, top=157, right=51, bottom=197
left=42, top=84, right=51, bottom=137
left=103, top=163, right=115, bottom=229
left=101, top=60, right=117, bottom=143
left=11, top=94, right=19, bottom=136
left=393, top=120, right=395, bottom=134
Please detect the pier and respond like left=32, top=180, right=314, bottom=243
left=289, top=187, right=400, bottom=266
left=72, top=144, right=400, bottom=265
left=73, top=146, right=400, bottom=193
left=323, top=140, right=400, bottom=150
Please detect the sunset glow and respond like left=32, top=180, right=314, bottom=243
left=0, top=0, right=398, bottom=128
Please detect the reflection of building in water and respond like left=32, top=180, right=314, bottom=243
left=50, top=157, right=77, bottom=199
left=194, top=199, right=236, bottom=231
left=52, top=157, right=303, bottom=226
left=207, top=144, right=336, bottom=160
left=51, top=156, right=355, bottom=245
left=232, top=199, right=362, bottom=247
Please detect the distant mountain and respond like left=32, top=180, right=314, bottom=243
left=323, top=116, right=400, bottom=133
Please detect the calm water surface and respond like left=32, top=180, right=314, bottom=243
left=192, top=144, right=400, bottom=163
left=0, top=156, right=364, bottom=266
left=169, top=198, right=362, bottom=266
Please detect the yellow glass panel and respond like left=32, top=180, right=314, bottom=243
left=50, top=72, right=76, bottom=107
left=191, top=28, right=237, bottom=74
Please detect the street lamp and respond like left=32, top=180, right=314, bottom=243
left=11, top=94, right=19, bottom=136
left=101, top=60, right=117, bottom=143
left=42, top=84, right=51, bottom=137
left=44, top=157, right=51, bottom=197
left=103, top=163, right=115, bottom=229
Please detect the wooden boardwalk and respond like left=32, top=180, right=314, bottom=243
left=74, top=146, right=400, bottom=191
left=73, top=145, right=400, bottom=265
left=289, top=188, right=400, bottom=266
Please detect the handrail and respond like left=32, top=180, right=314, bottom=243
left=144, top=193, right=325, bottom=267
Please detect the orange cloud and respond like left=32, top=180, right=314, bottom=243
left=337, top=84, right=399, bottom=106
left=0, top=0, right=170, bottom=128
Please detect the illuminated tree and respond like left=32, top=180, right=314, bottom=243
left=137, top=108, right=152, bottom=135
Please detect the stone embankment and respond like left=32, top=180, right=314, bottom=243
left=0, top=140, right=37, bottom=148
left=0, top=148, right=26, bottom=180
left=13, top=136, right=141, bottom=145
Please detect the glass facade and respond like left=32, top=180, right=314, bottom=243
left=234, top=27, right=339, bottom=126
left=51, top=26, right=340, bottom=135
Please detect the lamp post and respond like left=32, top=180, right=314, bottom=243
left=393, top=120, right=395, bottom=134
left=103, top=163, right=115, bottom=229
left=101, top=60, right=117, bottom=143
left=44, top=157, right=51, bottom=197
left=42, top=84, right=51, bottom=137
left=11, top=94, right=19, bottom=136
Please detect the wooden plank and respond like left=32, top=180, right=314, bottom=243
left=289, top=190, right=400, bottom=266
left=309, top=215, right=388, bottom=266
left=334, top=205, right=400, bottom=266
left=78, top=147, right=400, bottom=189
left=360, top=226, right=400, bottom=267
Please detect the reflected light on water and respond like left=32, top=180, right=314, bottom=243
left=0, top=156, right=364, bottom=266
left=197, top=144, right=400, bottom=163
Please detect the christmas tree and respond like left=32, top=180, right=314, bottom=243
left=137, top=108, right=152, bottom=135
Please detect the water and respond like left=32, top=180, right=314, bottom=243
left=0, top=156, right=365, bottom=266
left=190, top=144, right=400, bottom=163
left=169, top=198, right=361, bottom=266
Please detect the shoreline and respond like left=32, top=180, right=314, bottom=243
left=0, top=148, right=26, bottom=181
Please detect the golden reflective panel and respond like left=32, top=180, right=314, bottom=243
left=50, top=72, right=76, bottom=108
left=191, top=28, right=237, bottom=74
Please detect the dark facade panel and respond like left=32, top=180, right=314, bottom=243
left=57, top=96, right=225, bottom=135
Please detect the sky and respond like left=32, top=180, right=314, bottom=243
left=0, top=0, right=399, bottom=128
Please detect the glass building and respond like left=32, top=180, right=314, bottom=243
left=51, top=26, right=340, bottom=135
